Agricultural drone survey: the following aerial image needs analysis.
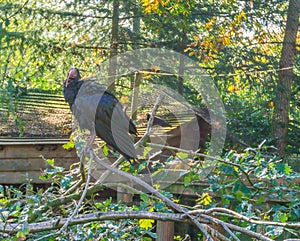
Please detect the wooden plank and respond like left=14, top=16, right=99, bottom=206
left=0, top=158, right=77, bottom=171
left=156, top=221, right=174, bottom=241
left=0, top=171, right=51, bottom=184
left=0, top=145, right=77, bottom=159
left=26, top=92, right=65, bottom=98
left=17, top=100, right=69, bottom=109
left=0, top=138, right=70, bottom=145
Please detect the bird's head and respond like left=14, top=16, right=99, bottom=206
left=65, top=67, right=81, bottom=87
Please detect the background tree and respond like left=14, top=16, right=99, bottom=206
left=272, top=0, right=299, bottom=156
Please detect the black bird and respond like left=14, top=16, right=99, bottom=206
left=63, top=67, right=137, bottom=160
left=146, top=113, right=171, bottom=127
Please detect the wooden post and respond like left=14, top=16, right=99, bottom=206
left=156, top=221, right=174, bottom=241
left=116, top=185, right=133, bottom=204
left=130, top=72, right=141, bottom=120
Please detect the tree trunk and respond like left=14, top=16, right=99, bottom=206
left=178, top=32, right=186, bottom=95
left=130, top=72, right=141, bottom=120
left=272, top=0, right=299, bottom=156
left=130, top=6, right=141, bottom=120
left=108, top=0, right=119, bottom=92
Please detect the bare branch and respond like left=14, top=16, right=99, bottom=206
left=190, top=208, right=300, bottom=229
left=0, top=211, right=191, bottom=234
left=200, top=214, right=273, bottom=241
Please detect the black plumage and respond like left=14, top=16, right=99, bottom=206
left=63, top=67, right=137, bottom=160
left=146, top=113, right=171, bottom=127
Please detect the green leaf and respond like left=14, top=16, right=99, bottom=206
left=103, top=145, right=109, bottom=156
left=233, top=180, right=251, bottom=194
left=235, top=190, right=243, bottom=201
left=273, top=163, right=292, bottom=175
left=63, top=140, right=74, bottom=149
left=256, top=195, right=264, bottom=204
left=273, top=211, right=288, bottom=222
left=46, top=159, right=55, bottom=166
left=176, top=152, right=189, bottom=159
left=184, top=175, right=191, bottom=186
left=140, top=194, right=151, bottom=203
left=220, top=165, right=236, bottom=175
left=143, top=146, right=152, bottom=158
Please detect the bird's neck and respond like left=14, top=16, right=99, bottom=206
left=63, top=80, right=83, bottom=107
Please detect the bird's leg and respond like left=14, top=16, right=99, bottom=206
left=84, top=130, right=96, bottom=154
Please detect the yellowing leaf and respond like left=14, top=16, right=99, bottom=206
left=120, top=95, right=130, bottom=103
left=284, top=163, right=292, bottom=175
left=227, top=85, right=236, bottom=93
left=152, top=65, right=160, bottom=72
left=143, top=72, right=151, bottom=79
left=197, top=192, right=212, bottom=206
left=188, top=51, right=196, bottom=56
left=221, top=35, right=231, bottom=46
left=267, top=101, right=274, bottom=108
left=142, top=0, right=159, bottom=13
left=261, top=56, right=267, bottom=63
left=139, top=212, right=155, bottom=231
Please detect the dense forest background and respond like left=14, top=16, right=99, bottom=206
left=0, top=0, right=299, bottom=156
left=0, top=1, right=299, bottom=240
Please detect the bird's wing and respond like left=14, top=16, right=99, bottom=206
left=95, top=91, right=137, bottom=159
left=72, top=80, right=105, bottom=132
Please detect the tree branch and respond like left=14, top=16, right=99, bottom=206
left=0, top=211, right=192, bottom=234
left=190, top=207, right=300, bottom=228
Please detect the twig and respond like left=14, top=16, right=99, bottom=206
left=6, top=0, right=29, bottom=20
left=135, top=94, right=165, bottom=146
left=221, top=223, right=240, bottom=241
left=200, top=214, right=273, bottom=241
left=64, top=156, right=85, bottom=195
left=28, top=183, right=105, bottom=223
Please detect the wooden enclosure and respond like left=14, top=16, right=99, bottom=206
left=0, top=138, right=79, bottom=184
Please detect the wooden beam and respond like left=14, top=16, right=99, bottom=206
left=156, top=221, right=174, bottom=241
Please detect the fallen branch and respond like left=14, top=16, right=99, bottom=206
left=0, top=211, right=193, bottom=234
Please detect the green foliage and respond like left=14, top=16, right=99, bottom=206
left=0, top=146, right=298, bottom=240
left=182, top=147, right=300, bottom=239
